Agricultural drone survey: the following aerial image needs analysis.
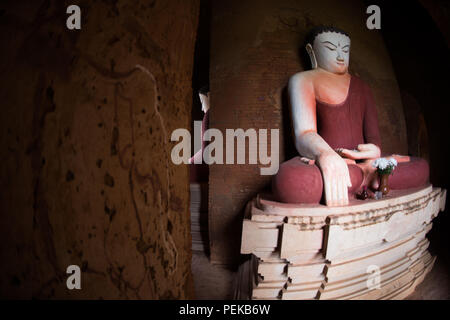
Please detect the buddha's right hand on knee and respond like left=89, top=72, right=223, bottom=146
left=316, top=151, right=352, bottom=206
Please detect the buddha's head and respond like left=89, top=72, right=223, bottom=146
left=198, top=85, right=210, bottom=113
left=306, top=26, right=351, bottom=75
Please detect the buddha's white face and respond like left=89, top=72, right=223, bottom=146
left=199, top=93, right=210, bottom=113
left=313, top=32, right=350, bottom=75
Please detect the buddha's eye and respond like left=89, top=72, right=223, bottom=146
left=325, top=46, right=336, bottom=51
left=342, top=49, right=349, bottom=53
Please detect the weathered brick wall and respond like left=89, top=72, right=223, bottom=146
left=0, top=0, right=199, bottom=299
left=209, top=0, right=408, bottom=265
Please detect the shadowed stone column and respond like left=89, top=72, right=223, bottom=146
left=0, top=0, right=199, bottom=299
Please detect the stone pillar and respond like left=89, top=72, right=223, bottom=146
left=0, top=0, right=199, bottom=299
left=209, top=0, right=407, bottom=266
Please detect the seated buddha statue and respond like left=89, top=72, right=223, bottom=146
left=189, top=85, right=210, bottom=182
left=272, top=26, right=429, bottom=206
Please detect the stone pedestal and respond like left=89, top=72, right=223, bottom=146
left=236, top=185, right=446, bottom=300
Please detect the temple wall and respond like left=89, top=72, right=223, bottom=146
left=0, top=0, right=199, bottom=298
left=209, top=0, right=408, bottom=265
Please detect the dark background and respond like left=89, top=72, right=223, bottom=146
left=370, top=0, right=450, bottom=273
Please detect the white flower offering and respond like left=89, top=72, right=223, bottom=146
left=372, top=157, right=398, bottom=175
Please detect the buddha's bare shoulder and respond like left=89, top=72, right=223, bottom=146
left=288, top=70, right=318, bottom=90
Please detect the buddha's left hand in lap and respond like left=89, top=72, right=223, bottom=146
left=336, top=143, right=381, bottom=160
left=337, top=144, right=381, bottom=190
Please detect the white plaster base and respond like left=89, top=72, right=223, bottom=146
left=236, top=185, right=446, bottom=300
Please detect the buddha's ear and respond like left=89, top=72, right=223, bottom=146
left=306, top=43, right=317, bottom=69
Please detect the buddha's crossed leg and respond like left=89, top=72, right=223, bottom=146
left=272, top=156, right=429, bottom=204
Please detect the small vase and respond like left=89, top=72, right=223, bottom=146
left=379, top=174, right=390, bottom=195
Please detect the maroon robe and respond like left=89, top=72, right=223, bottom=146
left=316, top=75, right=381, bottom=150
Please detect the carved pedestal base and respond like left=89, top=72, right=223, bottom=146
left=236, top=185, right=446, bottom=300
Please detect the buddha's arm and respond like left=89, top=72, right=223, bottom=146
left=289, top=74, right=352, bottom=206
left=289, top=75, right=328, bottom=159
left=189, top=149, right=203, bottom=164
